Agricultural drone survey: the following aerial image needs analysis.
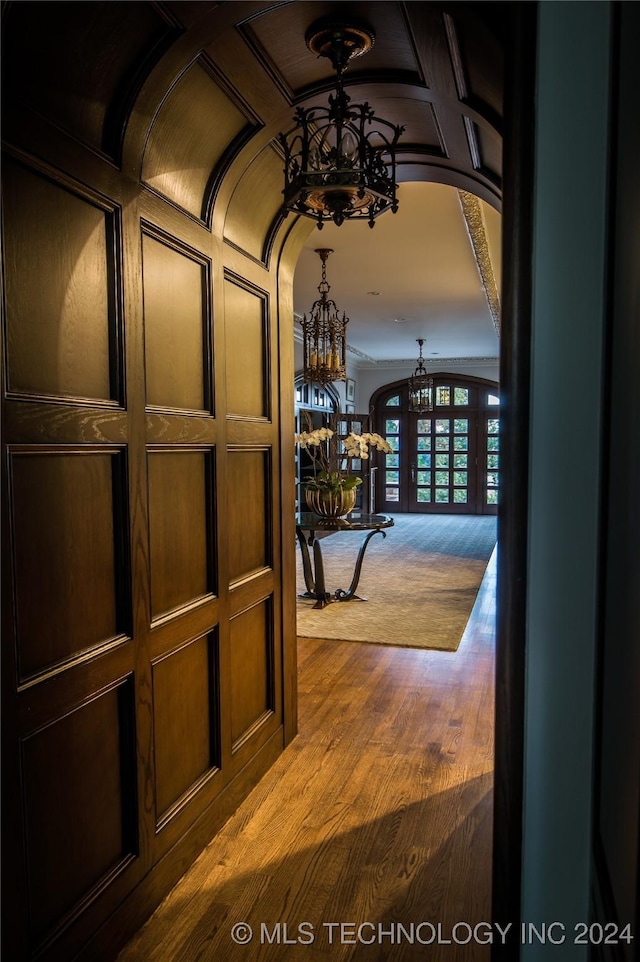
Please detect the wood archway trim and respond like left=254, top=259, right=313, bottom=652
left=491, top=4, right=537, bottom=956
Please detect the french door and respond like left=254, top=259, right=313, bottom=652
left=330, top=412, right=372, bottom=512
left=408, top=408, right=478, bottom=513
left=373, top=376, right=500, bottom=515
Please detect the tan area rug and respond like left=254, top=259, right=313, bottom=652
left=296, top=513, right=497, bottom=651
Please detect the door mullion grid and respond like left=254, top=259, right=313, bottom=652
left=374, top=379, right=499, bottom=514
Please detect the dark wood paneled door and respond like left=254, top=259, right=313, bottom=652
left=1, top=148, right=286, bottom=961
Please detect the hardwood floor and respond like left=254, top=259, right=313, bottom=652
left=117, top=548, right=496, bottom=962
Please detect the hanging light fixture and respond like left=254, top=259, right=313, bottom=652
left=408, top=339, right=434, bottom=413
left=278, top=16, right=405, bottom=229
left=300, top=248, right=348, bottom=385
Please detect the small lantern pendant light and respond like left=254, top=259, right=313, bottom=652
left=300, top=249, right=348, bottom=385
left=408, top=339, right=434, bottom=413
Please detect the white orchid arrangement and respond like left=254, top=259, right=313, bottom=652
left=295, top=424, right=393, bottom=494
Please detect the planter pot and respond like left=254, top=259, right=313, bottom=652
left=305, top=487, right=357, bottom=518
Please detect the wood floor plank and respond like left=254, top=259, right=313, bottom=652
left=117, top=546, right=496, bottom=962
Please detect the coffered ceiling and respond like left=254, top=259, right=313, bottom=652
left=235, top=0, right=504, bottom=208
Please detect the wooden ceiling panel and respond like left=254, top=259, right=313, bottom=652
left=162, top=2, right=222, bottom=31
left=2, top=1, right=180, bottom=159
left=142, top=60, right=258, bottom=220
left=223, top=145, right=285, bottom=262
left=365, top=95, right=446, bottom=156
left=448, top=10, right=503, bottom=125
left=237, top=0, right=422, bottom=100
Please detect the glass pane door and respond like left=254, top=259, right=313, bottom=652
left=329, top=413, right=371, bottom=512
left=381, top=412, right=403, bottom=510
left=294, top=379, right=340, bottom=512
left=483, top=393, right=500, bottom=513
left=408, top=412, right=476, bottom=513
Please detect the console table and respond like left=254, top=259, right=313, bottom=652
left=295, top=512, right=394, bottom=609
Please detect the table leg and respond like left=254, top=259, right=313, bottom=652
left=311, top=537, right=331, bottom=609
left=334, top=529, right=387, bottom=602
left=296, top=528, right=316, bottom=598
left=296, top=529, right=332, bottom=608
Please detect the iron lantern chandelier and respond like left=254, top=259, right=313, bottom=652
left=300, top=248, right=348, bottom=386
left=408, top=339, right=434, bottom=413
left=278, top=16, right=405, bottom=230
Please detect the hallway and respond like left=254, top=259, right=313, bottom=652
left=3, top=3, right=639, bottom=958
left=116, top=551, right=496, bottom=962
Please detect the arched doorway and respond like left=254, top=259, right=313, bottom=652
left=371, top=375, right=500, bottom=515
left=1, top=4, right=535, bottom=959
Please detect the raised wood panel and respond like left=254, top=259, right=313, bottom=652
left=9, top=449, right=128, bottom=682
left=229, top=597, right=274, bottom=748
left=223, top=145, right=284, bottom=261
left=223, top=275, right=268, bottom=419
left=2, top=2, right=177, bottom=156
left=147, top=449, right=214, bottom=619
left=452, top=11, right=503, bottom=119
left=2, top=157, right=119, bottom=403
left=370, top=95, right=444, bottom=154
left=226, top=448, right=270, bottom=583
left=142, top=61, right=249, bottom=218
left=152, top=633, right=220, bottom=823
left=21, top=678, right=136, bottom=949
left=141, top=229, right=211, bottom=413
